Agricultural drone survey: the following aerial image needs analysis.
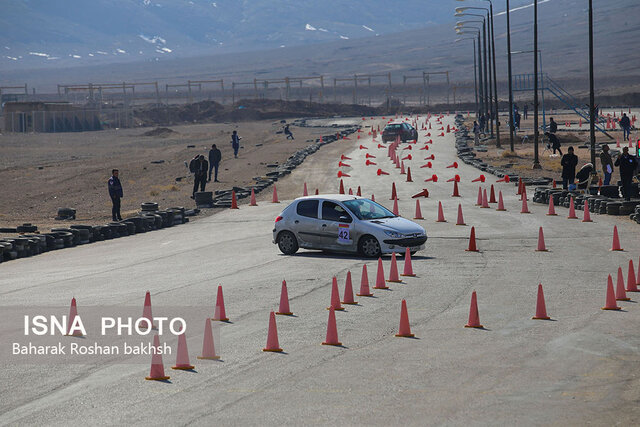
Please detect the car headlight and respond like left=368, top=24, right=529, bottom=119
left=384, top=230, right=406, bottom=238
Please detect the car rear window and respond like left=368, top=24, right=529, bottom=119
left=297, top=200, right=319, bottom=218
left=385, top=124, right=401, bottom=130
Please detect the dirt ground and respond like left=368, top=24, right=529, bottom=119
left=0, top=118, right=362, bottom=235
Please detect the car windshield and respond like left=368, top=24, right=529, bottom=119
left=342, top=199, right=396, bottom=220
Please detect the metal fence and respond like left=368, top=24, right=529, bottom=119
left=2, top=108, right=134, bottom=133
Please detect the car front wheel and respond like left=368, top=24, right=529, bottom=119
left=277, top=231, right=299, bottom=255
left=358, top=235, right=382, bottom=258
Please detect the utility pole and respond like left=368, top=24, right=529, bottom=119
left=507, top=0, right=515, bottom=151
left=533, top=0, right=541, bottom=169
left=589, top=0, right=596, bottom=170
left=489, top=2, right=500, bottom=148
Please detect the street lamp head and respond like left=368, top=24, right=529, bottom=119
left=455, top=7, right=468, bottom=13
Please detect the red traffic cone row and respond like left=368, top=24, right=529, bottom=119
left=567, top=197, right=578, bottom=219
left=213, top=285, right=229, bottom=322
left=496, top=191, right=506, bottom=211
left=481, top=189, right=490, bottom=208
left=583, top=199, right=592, bottom=222
left=466, top=226, right=479, bottom=252
left=339, top=179, right=345, bottom=194
left=401, top=247, right=416, bottom=277
left=145, top=334, right=170, bottom=381
left=452, top=181, right=461, bottom=197
left=390, top=182, right=398, bottom=200
left=489, top=185, right=496, bottom=203
left=414, top=199, right=424, bottom=220
left=436, top=201, right=446, bottom=222
left=66, top=297, right=83, bottom=336
left=387, top=253, right=402, bottom=283
left=197, top=318, right=220, bottom=360
left=276, top=280, right=293, bottom=315
left=392, top=197, right=399, bottom=216
left=172, top=330, right=195, bottom=370
left=140, top=291, right=156, bottom=330
left=328, top=277, right=345, bottom=311
left=536, top=227, right=548, bottom=252
left=230, top=190, right=239, bottom=209
left=374, top=257, right=389, bottom=289
left=406, top=167, right=413, bottom=182
left=263, top=311, right=284, bottom=352
left=532, top=284, right=550, bottom=320
left=272, top=185, right=280, bottom=203
left=456, top=203, right=466, bottom=225
left=303, top=182, right=308, bottom=196
left=611, top=225, right=623, bottom=251
left=322, top=307, right=342, bottom=346
left=476, top=186, right=483, bottom=206
left=628, top=259, right=639, bottom=292
left=602, top=275, right=621, bottom=310
left=465, top=291, right=483, bottom=328
left=395, top=300, right=415, bottom=338
left=342, top=271, right=357, bottom=304
left=357, top=264, right=373, bottom=297
left=250, top=188, right=258, bottom=206
left=521, top=194, right=531, bottom=214
left=616, top=266, right=630, bottom=301
left=547, top=196, right=557, bottom=215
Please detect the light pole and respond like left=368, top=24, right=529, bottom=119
left=533, top=0, right=541, bottom=169
left=506, top=0, right=515, bottom=151
left=456, top=37, right=479, bottom=117
left=588, top=0, right=596, bottom=170
left=456, top=27, right=484, bottom=120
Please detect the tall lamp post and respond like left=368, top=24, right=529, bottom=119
left=506, top=0, right=515, bottom=151
left=456, top=37, right=480, bottom=118
left=588, top=0, right=596, bottom=170
left=532, top=0, right=541, bottom=169
left=457, top=27, right=484, bottom=122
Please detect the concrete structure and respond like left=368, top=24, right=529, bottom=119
left=2, top=101, right=102, bottom=133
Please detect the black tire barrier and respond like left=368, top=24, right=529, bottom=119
left=16, top=224, right=38, bottom=233
left=600, top=185, right=619, bottom=198
left=52, top=228, right=80, bottom=246
left=607, top=202, right=622, bottom=216
left=107, top=222, right=129, bottom=238
left=0, top=227, right=18, bottom=233
left=141, top=202, right=159, bottom=212
left=56, top=208, right=76, bottom=220
left=121, top=221, right=136, bottom=235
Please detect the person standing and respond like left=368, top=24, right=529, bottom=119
left=619, top=113, right=631, bottom=142
left=231, top=130, right=241, bottom=158
left=545, top=132, right=562, bottom=156
left=514, top=110, right=521, bottom=131
left=284, top=124, right=294, bottom=140
left=479, top=114, right=486, bottom=134
left=473, top=121, right=480, bottom=146
left=614, top=146, right=638, bottom=200
left=191, top=155, right=208, bottom=198
left=560, top=146, right=578, bottom=190
left=600, top=144, right=614, bottom=185
left=549, top=117, right=558, bottom=134
left=208, top=143, right=222, bottom=182
left=108, top=169, right=123, bottom=221
left=523, top=104, right=529, bottom=120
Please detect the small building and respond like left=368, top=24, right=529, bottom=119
left=2, top=101, right=102, bottom=133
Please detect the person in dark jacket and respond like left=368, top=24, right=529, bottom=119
left=284, top=124, right=294, bottom=140
left=231, top=130, right=241, bottom=158
left=619, top=113, right=631, bottom=141
left=545, top=132, right=562, bottom=156
left=549, top=117, right=558, bottom=134
left=523, top=104, right=528, bottom=120
left=514, top=110, right=521, bottom=131
left=576, top=163, right=593, bottom=189
left=561, top=146, right=578, bottom=189
left=600, top=144, right=614, bottom=185
left=108, top=169, right=123, bottom=221
left=614, top=146, right=638, bottom=200
left=208, top=144, right=222, bottom=182
left=191, top=155, right=208, bottom=198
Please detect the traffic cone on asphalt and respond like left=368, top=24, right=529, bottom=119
left=272, top=185, right=280, bottom=203
left=406, top=167, right=413, bottom=182
left=611, top=225, right=623, bottom=251
left=547, top=196, right=557, bottom=216
left=390, top=182, right=398, bottom=200
left=357, top=186, right=362, bottom=196
left=496, top=191, right=506, bottom=211
left=583, top=199, right=592, bottom=222
left=140, top=291, right=156, bottom=331
left=466, top=227, right=479, bottom=252
left=339, top=179, right=345, bottom=194
left=536, top=227, right=548, bottom=252
left=517, top=179, right=523, bottom=195
left=481, top=189, right=490, bottom=208
left=328, top=277, right=344, bottom=311
left=322, top=307, right=342, bottom=346
left=489, top=185, right=496, bottom=203
left=348, top=188, right=353, bottom=195
left=465, top=291, right=483, bottom=328
left=250, top=188, right=257, bottom=206
left=66, top=297, right=83, bottom=336
left=392, top=197, right=399, bottom=216
left=424, top=174, right=437, bottom=182
left=412, top=189, right=429, bottom=198
left=401, top=247, right=416, bottom=277
left=145, top=335, right=170, bottom=381
left=476, top=187, right=483, bottom=206
left=276, top=280, right=293, bottom=315
left=341, top=154, right=352, bottom=160
left=414, top=199, right=424, bottom=219
left=263, top=311, right=283, bottom=352
left=230, top=190, right=239, bottom=209
left=342, top=271, right=357, bottom=304
left=357, top=264, right=373, bottom=297
left=172, top=330, right=195, bottom=370
left=616, top=267, right=630, bottom=301
left=197, top=318, right=220, bottom=360
left=374, top=257, right=389, bottom=289
left=315, top=189, right=319, bottom=195
left=452, top=181, right=461, bottom=197
left=371, top=194, right=375, bottom=202
left=400, top=162, right=406, bottom=175
left=567, top=197, right=578, bottom=219
left=552, top=179, right=557, bottom=188
left=627, top=259, right=638, bottom=292
left=456, top=203, right=466, bottom=225
left=521, top=194, right=531, bottom=214
left=395, top=300, right=415, bottom=338
left=497, top=175, right=510, bottom=183
left=602, top=275, right=621, bottom=310
left=213, top=285, right=229, bottom=322
left=472, top=175, right=486, bottom=183
left=387, top=253, right=402, bottom=283
left=436, top=201, right=446, bottom=222
left=366, top=159, right=377, bottom=166
left=303, top=182, right=308, bottom=196
left=532, top=284, right=551, bottom=320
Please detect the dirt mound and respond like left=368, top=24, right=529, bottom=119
left=142, top=127, right=177, bottom=137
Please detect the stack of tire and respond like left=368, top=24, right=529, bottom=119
left=195, top=192, right=214, bottom=208
left=56, top=208, right=76, bottom=220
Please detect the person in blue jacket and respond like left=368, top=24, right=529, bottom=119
left=231, top=130, right=241, bottom=158
left=108, top=169, right=123, bottom=221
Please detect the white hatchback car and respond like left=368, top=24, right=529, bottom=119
left=272, top=195, right=427, bottom=257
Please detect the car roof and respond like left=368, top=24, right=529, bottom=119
left=293, top=194, right=367, bottom=202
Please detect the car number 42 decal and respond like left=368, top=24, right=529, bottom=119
left=337, top=224, right=351, bottom=244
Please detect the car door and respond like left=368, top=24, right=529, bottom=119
left=319, top=201, right=355, bottom=250
left=292, top=199, right=322, bottom=248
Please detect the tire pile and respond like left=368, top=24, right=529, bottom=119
left=0, top=204, right=199, bottom=265
left=532, top=187, right=640, bottom=221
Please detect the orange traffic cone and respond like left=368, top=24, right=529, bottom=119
left=521, top=194, right=531, bottom=214
left=339, top=179, right=345, bottom=194
left=374, top=257, right=389, bottom=289
left=532, top=284, right=550, bottom=320
left=395, top=300, right=415, bottom=338
left=315, top=188, right=319, bottom=195
left=496, top=191, right=506, bottom=211
left=145, top=334, right=170, bottom=381
left=250, top=188, right=257, bottom=206
left=140, top=291, right=156, bottom=331
left=436, top=201, right=446, bottom=222
left=406, top=167, right=413, bottom=182
left=536, top=227, right=548, bottom=252
left=348, top=188, right=353, bottom=195
left=489, top=185, right=496, bottom=203
left=583, top=199, right=592, bottom=222
left=616, top=266, right=630, bottom=301
left=602, top=275, right=621, bottom=310
left=464, top=291, right=483, bottom=328
left=552, top=179, right=557, bottom=189
left=401, top=247, right=416, bottom=277
left=452, top=181, right=461, bottom=197
left=387, top=253, right=402, bottom=283
left=481, top=189, right=490, bottom=208
left=400, top=161, right=406, bottom=175
left=263, top=311, right=284, bottom=352
left=547, top=196, right=557, bottom=216
left=627, top=259, right=638, bottom=292
left=392, top=197, right=399, bottom=216
left=456, top=203, right=466, bottom=225
left=327, top=277, right=344, bottom=311
left=357, top=186, right=362, bottom=196
left=197, top=318, right=220, bottom=360
left=611, top=225, right=623, bottom=251
left=272, top=185, right=280, bottom=203
left=303, top=182, right=308, bottom=197
left=276, top=280, right=293, bottom=315
left=342, top=271, right=357, bottom=304
left=414, top=199, right=424, bottom=220
left=322, top=307, right=342, bottom=346
left=172, top=330, right=195, bottom=370
left=213, top=285, right=229, bottom=322
left=65, top=297, right=83, bottom=336
left=567, top=197, right=578, bottom=219
left=357, top=264, right=373, bottom=297
left=390, top=182, right=398, bottom=200
left=230, top=190, right=239, bottom=209
left=476, top=187, right=483, bottom=206
left=466, top=226, right=479, bottom=252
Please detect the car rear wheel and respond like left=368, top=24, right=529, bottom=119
left=358, top=235, right=381, bottom=258
left=277, top=231, right=299, bottom=255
